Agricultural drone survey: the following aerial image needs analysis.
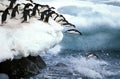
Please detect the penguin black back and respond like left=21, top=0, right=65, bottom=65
left=1, top=8, right=10, bottom=24
left=21, top=9, right=32, bottom=23
left=21, top=3, right=33, bottom=18
left=44, top=10, right=56, bottom=23
left=8, top=0, right=17, bottom=9
left=11, top=4, right=20, bottom=19
left=31, top=3, right=42, bottom=17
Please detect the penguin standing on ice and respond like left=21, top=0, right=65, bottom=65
left=8, top=0, right=17, bottom=9
left=31, top=3, right=42, bottom=17
left=21, top=8, right=32, bottom=23
left=21, top=3, right=33, bottom=18
left=44, top=10, right=56, bottom=23
left=11, top=4, right=20, bottom=19
left=1, top=8, right=10, bottom=24
left=38, top=6, right=55, bottom=21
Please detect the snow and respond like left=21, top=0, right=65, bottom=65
left=0, top=0, right=63, bottom=62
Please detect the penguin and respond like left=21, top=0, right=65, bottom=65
left=8, top=0, right=17, bottom=9
left=38, top=6, right=55, bottom=21
left=53, top=14, right=64, bottom=21
left=21, top=3, right=33, bottom=18
left=1, top=8, right=10, bottom=24
left=44, top=10, right=56, bottom=23
left=21, top=8, right=32, bottom=23
left=86, top=53, right=99, bottom=60
left=65, top=29, right=82, bottom=35
left=22, top=3, right=33, bottom=10
left=26, top=0, right=34, bottom=3
left=51, top=11, right=59, bottom=20
left=11, top=4, right=20, bottom=19
left=62, top=22, right=76, bottom=28
left=31, top=3, right=42, bottom=17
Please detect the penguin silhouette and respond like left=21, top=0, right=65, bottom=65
left=1, top=8, right=10, bottom=24
left=11, top=4, right=20, bottom=19
left=31, top=3, right=42, bottom=17
left=21, top=9, right=32, bottom=23
left=44, top=10, right=56, bottom=23
left=65, top=29, right=82, bottom=35
left=21, top=3, right=33, bottom=18
left=8, top=0, right=17, bottom=9
left=38, top=6, right=55, bottom=21
left=56, top=15, right=66, bottom=22
left=62, top=21, right=76, bottom=28
left=26, top=0, right=34, bottom=3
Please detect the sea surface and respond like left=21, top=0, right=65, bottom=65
left=30, top=32, right=120, bottom=79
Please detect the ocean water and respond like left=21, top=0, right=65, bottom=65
left=30, top=0, right=120, bottom=79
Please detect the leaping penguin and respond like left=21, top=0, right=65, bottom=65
left=62, top=21, right=76, bottom=28
left=65, top=29, right=82, bottom=35
left=8, top=0, right=17, bottom=9
left=11, top=4, right=20, bottom=19
left=1, top=8, right=10, bottom=24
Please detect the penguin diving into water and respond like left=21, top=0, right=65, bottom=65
left=1, top=8, right=10, bottom=24
left=52, top=14, right=76, bottom=28
left=86, top=53, right=99, bottom=60
left=61, top=21, right=76, bottom=28
left=11, top=4, right=20, bottom=19
left=65, top=29, right=82, bottom=35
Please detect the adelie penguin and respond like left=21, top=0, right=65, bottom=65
left=44, top=10, right=56, bottom=23
left=21, top=3, right=33, bottom=18
left=1, top=8, right=10, bottom=24
left=31, top=3, right=42, bottom=17
left=21, top=8, right=32, bottom=23
left=62, top=22, right=76, bottom=28
left=65, top=29, right=82, bottom=35
left=38, top=6, right=55, bottom=21
left=8, top=0, right=17, bottom=9
left=86, top=53, right=99, bottom=60
left=26, top=0, right=34, bottom=3
left=11, top=4, right=20, bottom=19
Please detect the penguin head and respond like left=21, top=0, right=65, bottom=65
left=27, top=3, right=33, bottom=7
left=50, top=7, right=55, bottom=9
left=86, top=53, right=99, bottom=60
left=16, top=3, right=20, bottom=6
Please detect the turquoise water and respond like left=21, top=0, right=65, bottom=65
left=31, top=32, right=120, bottom=79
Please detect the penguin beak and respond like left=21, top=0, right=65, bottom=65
left=79, top=31, right=82, bottom=35
left=51, top=7, right=55, bottom=9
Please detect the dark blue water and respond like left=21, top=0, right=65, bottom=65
left=30, top=32, right=120, bottom=79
